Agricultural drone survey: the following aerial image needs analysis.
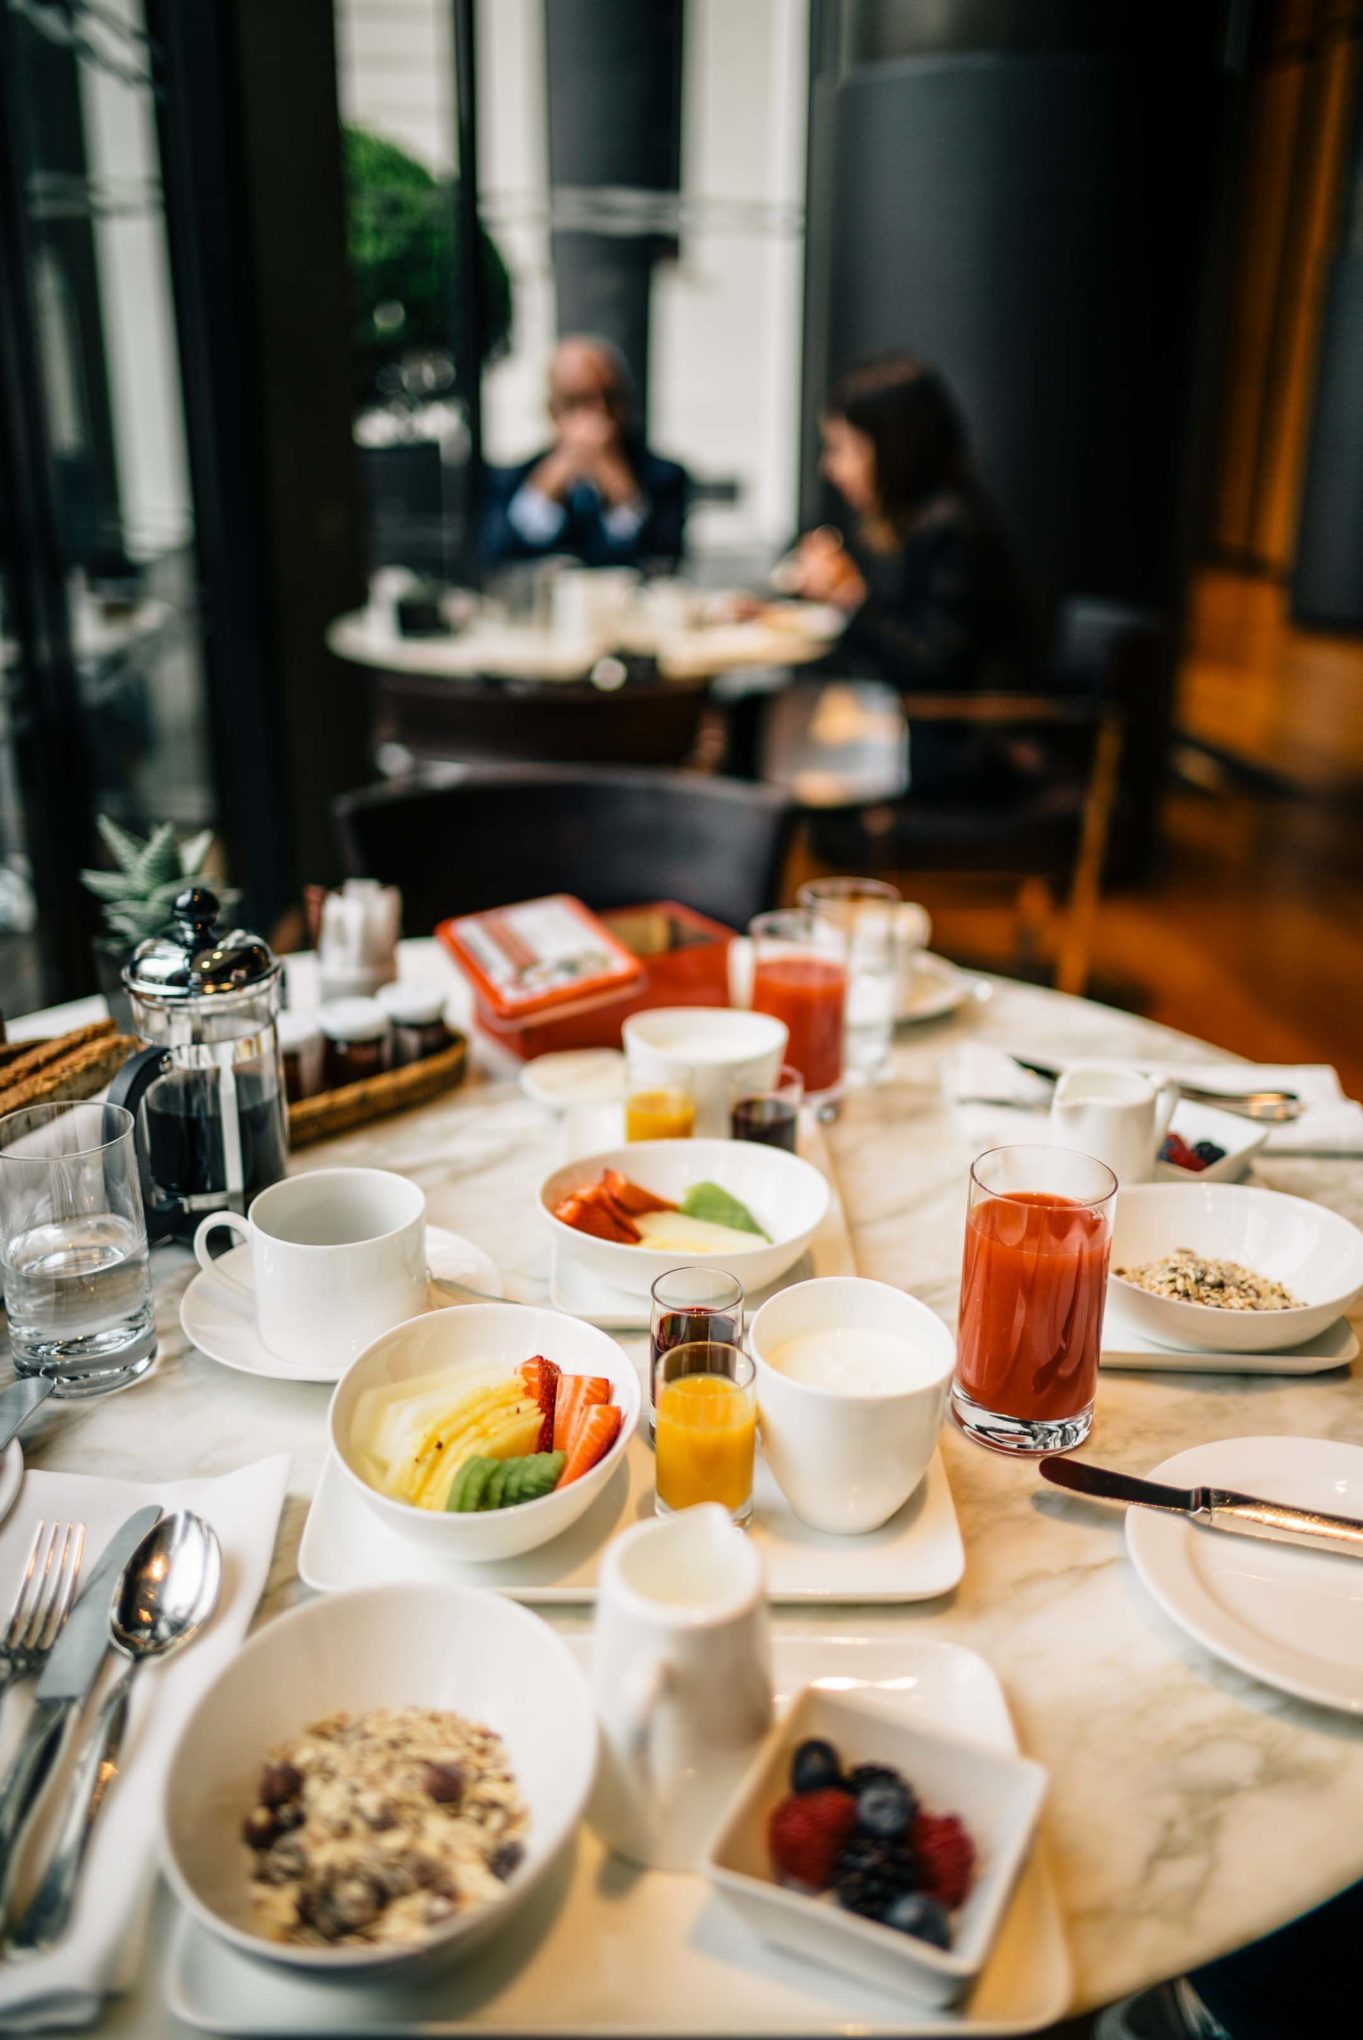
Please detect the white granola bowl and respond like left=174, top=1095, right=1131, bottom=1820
left=539, top=1139, right=830, bottom=1300
left=1109, top=1182, right=1363, bottom=1353
left=329, top=1305, right=640, bottom=1559
left=161, top=1583, right=597, bottom=1977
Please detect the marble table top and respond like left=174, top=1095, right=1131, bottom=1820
left=11, top=964, right=1363, bottom=2033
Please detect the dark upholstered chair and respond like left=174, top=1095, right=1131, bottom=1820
left=334, top=766, right=797, bottom=936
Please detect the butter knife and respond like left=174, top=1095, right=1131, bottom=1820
left=1040, top=1456, right=1363, bottom=1557
left=0, top=1505, right=161, bottom=1926
left=0, top=1377, right=54, bottom=1457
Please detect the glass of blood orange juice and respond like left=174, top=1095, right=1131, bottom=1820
left=748, top=909, right=848, bottom=1100
left=654, top=1341, right=757, bottom=1526
left=952, top=1144, right=1117, bottom=1454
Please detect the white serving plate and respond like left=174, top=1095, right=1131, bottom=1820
left=898, top=953, right=979, bottom=1025
left=165, top=1634, right=1070, bottom=2037
left=1126, top=1436, right=1363, bottom=1716
left=180, top=1229, right=503, bottom=1384
left=1099, top=1299, right=1358, bottom=1374
left=299, top=1438, right=963, bottom=1605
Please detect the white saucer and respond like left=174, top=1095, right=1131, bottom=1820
left=179, top=1229, right=503, bottom=1384
left=1100, top=1301, right=1357, bottom=1374
left=898, top=952, right=978, bottom=1024
left=299, top=1438, right=963, bottom=1604
left=165, top=1634, right=1068, bottom=2038
left=518, top=1049, right=625, bottom=1111
left=1126, top=1435, right=1363, bottom=1714
left=0, top=1441, right=22, bottom=1530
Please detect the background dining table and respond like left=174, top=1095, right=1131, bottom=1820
left=6, top=948, right=1363, bottom=2036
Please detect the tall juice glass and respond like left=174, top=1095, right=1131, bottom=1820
left=748, top=909, right=847, bottom=1099
left=951, top=1145, right=1116, bottom=1454
left=796, top=877, right=900, bottom=1085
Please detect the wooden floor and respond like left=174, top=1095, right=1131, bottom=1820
left=851, top=570, right=1363, bottom=1096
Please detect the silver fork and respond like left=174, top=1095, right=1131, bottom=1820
left=0, top=1522, right=85, bottom=1700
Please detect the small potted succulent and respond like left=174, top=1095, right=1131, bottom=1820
left=81, top=816, right=216, bottom=1029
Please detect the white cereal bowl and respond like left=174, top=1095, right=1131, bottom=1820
left=539, top=1138, right=830, bottom=1300
left=1110, top=1182, right=1363, bottom=1353
left=748, top=1278, right=954, bottom=1535
left=621, top=1006, right=788, bottom=1137
left=704, top=1683, right=1046, bottom=2007
left=329, top=1304, right=640, bottom=1559
left=161, top=1582, right=597, bottom=1976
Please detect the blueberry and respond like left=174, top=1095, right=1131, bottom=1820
left=844, top=1762, right=902, bottom=1797
left=1158, top=1136, right=1177, bottom=1161
left=790, top=1737, right=843, bottom=1795
left=856, top=1777, right=915, bottom=1841
left=1192, top=1140, right=1226, bottom=1164
left=880, top=1891, right=951, bottom=1947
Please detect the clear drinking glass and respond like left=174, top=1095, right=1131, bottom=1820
left=730, top=1064, right=803, bottom=1152
left=748, top=908, right=848, bottom=1100
left=648, top=1267, right=745, bottom=1441
left=0, top=1101, right=156, bottom=1395
left=951, top=1144, right=1117, bottom=1454
left=797, top=877, right=901, bottom=1085
left=654, top=1339, right=757, bottom=1527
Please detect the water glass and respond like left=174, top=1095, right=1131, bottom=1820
left=0, top=1101, right=156, bottom=1395
left=730, top=1064, right=803, bottom=1152
left=798, top=877, right=900, bottom=1085
left=649, top=1267, right=744, bottom=1441
left=654, top=1339, right=757, bottom=1527
left=951, top=1144, right=1117, bottom=1455
left=748, top=908, right=848, bottom=1099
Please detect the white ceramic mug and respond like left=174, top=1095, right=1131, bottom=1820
left=748, top=1277, right=955, bottom=1535
left=621, top=1007, right=788, bottom=1138
left=589, top=1504, right=772, bottom=1871
left=1050, top=1063, right=1178, bottom=1186
left=192, top=1167, right=427, bottom=1368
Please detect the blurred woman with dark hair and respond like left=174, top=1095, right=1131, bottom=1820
left=784, top=354, right=1034, bottom=792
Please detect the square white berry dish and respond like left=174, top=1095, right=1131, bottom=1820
left=704, top=1684, right=1047, bottom=2009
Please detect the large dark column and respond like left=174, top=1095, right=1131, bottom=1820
left=543, top=0, right=684, bottom=424
left=1292, top=94, right=1363, bottom=630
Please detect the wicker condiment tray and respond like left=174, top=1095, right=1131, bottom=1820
left=287, top=1033, right=468, bottom=1148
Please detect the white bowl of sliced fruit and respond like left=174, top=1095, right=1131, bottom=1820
left=330, top=1303, right=640, bottom=1559
left=540, top=1138, right=830, bottom=1300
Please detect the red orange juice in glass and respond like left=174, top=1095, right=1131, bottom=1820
left=951, top=1145, right=1116, bottom=1453
left=748, top=910, right=848, bottom=1098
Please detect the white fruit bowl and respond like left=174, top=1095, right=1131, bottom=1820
left=1110, top=1182, right=1363, bottom=1353
left=539, top=1138, right=830, bottom=1301
left=329, top=1304, right=640, bottom=1559
left=162, top=1583, right=596, bottom=1976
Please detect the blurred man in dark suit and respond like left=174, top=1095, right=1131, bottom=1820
left=481, top=335, right=688, bottom=571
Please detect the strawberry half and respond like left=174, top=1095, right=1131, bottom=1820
left=768, top=1789, right=858, bottom=1892
left=518, top=1356, right=561, bottom=1455
left=601, top=1168, right=676, bottom=1216
left=912, top=1810, right=975, bottom=1909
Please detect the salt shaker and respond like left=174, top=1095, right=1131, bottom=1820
left=317, top=878, right=401, bottom=1000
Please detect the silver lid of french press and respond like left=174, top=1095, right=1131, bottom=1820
left=123, top=887, right=280, bottom=1002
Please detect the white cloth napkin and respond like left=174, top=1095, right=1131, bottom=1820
left=943, top=1046, right=1363, bottom=1157
left=0, top=1455, right=289, bottom=2031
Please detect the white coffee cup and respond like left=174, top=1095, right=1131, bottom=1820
left=621, top=1006, right=788, bottom=1138
left=590, top=1504, right=772, bottom=1871
left=192, top=1167, right=427, bottom=1368
left=1050, top=1063, right=1178, bottom=1185
left=748, top=1277, right=954, bottom=1535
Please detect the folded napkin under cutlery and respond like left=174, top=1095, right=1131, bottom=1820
left=943, top=1045, right=1363, bottom=1157
left=0, top=1456, right=288, bottom=2032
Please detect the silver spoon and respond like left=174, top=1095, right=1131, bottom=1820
left=6, top=1511, right=222, bottom=1955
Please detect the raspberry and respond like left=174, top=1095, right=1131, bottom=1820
left=768, top=1789, right=858, bottom=1891
left=912, top=1810, right=975, bottom=1910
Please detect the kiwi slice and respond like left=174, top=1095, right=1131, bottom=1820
left=446, top=1457, right=482, bottom=1512
left=484, top=1461, right=513, bottom=1511
left=452, top=1456, right=497, bottom=1512
left=516, top=1451, right=566, bottom=1503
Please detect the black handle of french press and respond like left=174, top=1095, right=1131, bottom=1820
left=108, top=1045, right=179, bottom=1244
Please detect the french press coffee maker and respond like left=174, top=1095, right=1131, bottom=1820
left=109, top=887, right=289, bottom=1242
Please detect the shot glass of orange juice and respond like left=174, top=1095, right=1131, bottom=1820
left=654, top=1340, right=757, bottom=1527
left=625, top=1086, right=695, bottom=1141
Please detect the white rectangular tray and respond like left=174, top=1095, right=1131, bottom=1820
left=1100, top=1302, right=1357, bottom=1374
left=299, top=1442, right=963, bottom=1605
left=164, top=1634, right=1070, bottom=2037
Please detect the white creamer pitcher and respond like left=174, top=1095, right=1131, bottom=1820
left=1050, top=1062, right=1178, bottom=1185
left=589, top=1503, right=772, bottom=1871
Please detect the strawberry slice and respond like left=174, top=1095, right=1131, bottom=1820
left=552, top=1372, right=611, bottom=1455
left=553, top=1192, right=638, bottom=1244
left=601, top=1169, right=676, bottom=1216
left=558, top=1402, right=622, bottom=1486
left=518, top=1356, right=561, bottom=1455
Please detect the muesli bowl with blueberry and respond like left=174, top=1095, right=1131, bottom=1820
left=703, top=1685, right=1046, bottom=2007
left=161, top=1581, right=597, bottom=1977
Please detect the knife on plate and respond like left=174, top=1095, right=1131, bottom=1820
left=1039, top=1456, right=1363, bottom=1557
left=0, top=1378, right=54, bottom=1457
left=0, top=1504, right=162, bottom=1924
